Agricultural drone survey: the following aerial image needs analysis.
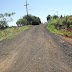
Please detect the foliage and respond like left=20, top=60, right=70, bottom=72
left=47, top=15, right=51, bottom=22
left=47, top=15, right=72, bottom=36
left=16, top=14, right=41, bottom=26
left=46, top=14, right=58, bottom=22
left=60, top=15, right=63, bottom=18
left=16, top=19, right=28, bottom=26
left=47, top=24, right=72, bottom=36
left=0, top=12, right=15, bottom=29
left=53, top=15, right=58, bottom=19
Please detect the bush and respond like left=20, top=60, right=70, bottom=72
left=53, top=15, right=58, bottom=19
left=47, top=15, right=51, bottom=22
left=48, top=15, right=72, bottom=30
left=16, top=15, right=41, bottom=26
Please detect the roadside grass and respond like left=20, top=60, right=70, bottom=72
left=47, top=24, right=72, bottom=36
left=47, top=18, right=72, bottom=36
left=0, top=25, right=32, bottom=41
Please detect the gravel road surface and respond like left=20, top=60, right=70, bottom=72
left=0, top=24, right=72, bottom=72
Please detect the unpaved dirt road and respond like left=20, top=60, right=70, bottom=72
left=0, top=24, right=72, bottom=72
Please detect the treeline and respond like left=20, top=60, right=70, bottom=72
left=16, top=15, right=41, bottom=26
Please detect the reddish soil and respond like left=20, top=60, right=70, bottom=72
left=63, top=27, right=72, bottom=44
left=67, top=27, right=72, bottom=32
left=63, top=35, right=72, bottom=44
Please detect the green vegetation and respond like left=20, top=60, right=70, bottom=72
left=0, top=25, right=31, bottom=41
left=47, top=14, right=58, bottom=22
left=53, top=15, right=58, bottom=19
left=0, top=12, right=15, bottom=29
left=16, top=14, right=41, bottom=26
left=47, top=15, right=72, bottom=36
left=47, top=15, right=51, bottom=22
left=0, top=12, right=41, bottom=41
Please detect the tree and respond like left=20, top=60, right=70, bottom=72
left=47, top=15, right=51, bottom=22
left=16, top=14, right=41, bottom=26
left=16, top=19, right=27, bottom=26
left=60, top=15, right=63, bottom=18
left=53, top=15, right=58, bottom=19
left=23, top=15, right=33, bottom=25
left=0, top=12, right=15, bottom=29
left=32, top=16, right=41, bottom=25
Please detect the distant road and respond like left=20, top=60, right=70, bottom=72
left=0, top=24, right=72, bottom=72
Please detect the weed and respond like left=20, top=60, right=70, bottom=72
left=0, top=25, right=32, bottom=41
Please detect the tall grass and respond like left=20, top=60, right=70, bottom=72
left=0, top=25, right=32, bottom=41
left=47, top=17, right=72, bottom=36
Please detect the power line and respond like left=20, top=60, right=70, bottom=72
left=24, top=0, right=29, bottom=16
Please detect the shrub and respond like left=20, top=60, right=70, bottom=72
left=16, top=15, right=41, bottom=26
left=53, top=15, right=58, bottom=19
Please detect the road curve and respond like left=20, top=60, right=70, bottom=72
left=0, top=24, right=72, bottom=72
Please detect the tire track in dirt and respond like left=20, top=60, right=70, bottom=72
left=0, top=24, right=72, bottom=72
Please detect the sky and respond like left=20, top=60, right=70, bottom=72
left=0, top=0, right=72, bottom=26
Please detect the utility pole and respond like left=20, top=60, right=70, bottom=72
left=57, top=11, right=58, bottom=16
left=24, top=0, right=29, bottom=16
